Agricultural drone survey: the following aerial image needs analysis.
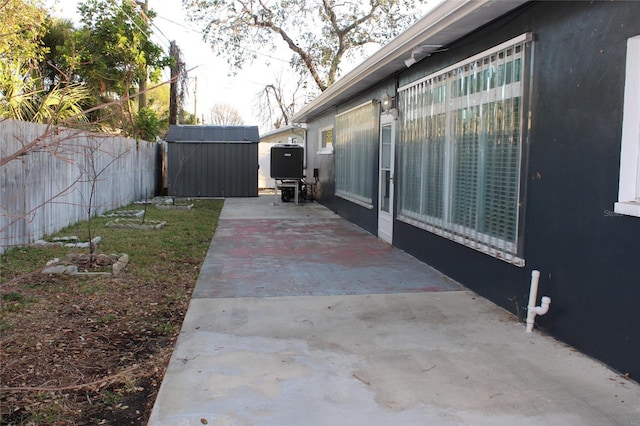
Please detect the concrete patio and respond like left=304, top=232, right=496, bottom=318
left=148, top=196, right=640, bottom=426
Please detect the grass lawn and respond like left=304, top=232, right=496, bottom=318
left=0, top=198, right=223, bottom=425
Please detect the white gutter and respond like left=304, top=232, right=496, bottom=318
left=293, top=0, right=529, bottom=123
left=260, top=124, right=307, bottom=139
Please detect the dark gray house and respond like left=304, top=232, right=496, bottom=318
left=294, top=1, right=640, bottom=380
left=165, top=125, right=259, bottom=197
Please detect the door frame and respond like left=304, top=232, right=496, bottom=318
left=378, top=112, right=395, bottom=243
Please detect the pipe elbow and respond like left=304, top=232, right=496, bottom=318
left=526, top=296, right=551, bottom=332
left=525, top=270, right=550, bottom=333
left=535, top=296, right=551, bottom=316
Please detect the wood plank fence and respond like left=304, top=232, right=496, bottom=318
left=0, top=119, right=158, bottom=254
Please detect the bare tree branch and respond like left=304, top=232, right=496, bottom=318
left=209, top=103, right=244, bottom=125
left=185, top=0, right=426, bottom=93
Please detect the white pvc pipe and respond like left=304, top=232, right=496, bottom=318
left=536, top=296, right=551, bottom=316
left=526, top=270, right=551, bottom=332
left=527, top=270, right=540, bottom=310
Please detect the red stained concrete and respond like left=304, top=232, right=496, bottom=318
left=193, top=217, right=462, bottom=299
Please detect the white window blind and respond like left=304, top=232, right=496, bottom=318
left=320, top=127, right=333, bottom=150
left=397, top=34, right=531, bottom=266
left=335, top=101, right=377, bottom=207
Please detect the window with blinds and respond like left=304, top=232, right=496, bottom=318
left=319, top=126, right=333, bottom=153
left=397, top=34, right=532, bottom=266
left=335, top=101, right=377, bottom=208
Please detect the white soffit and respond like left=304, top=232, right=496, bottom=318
left=293, top=0, right=530, bottom=122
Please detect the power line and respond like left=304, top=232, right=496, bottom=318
left=148, top=20, right=171, bottom=48
left=154, top=15, right=202, bottom=36
left=113, top=1, right=295, bottom=65
left=115, top=1, right=153, bottom=41
left=123, top=0, right=173, bottom=50
left=154, top=14, right=291, bottom=64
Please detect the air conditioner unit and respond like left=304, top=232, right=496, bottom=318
left=270, top=144, right=303, bottom=179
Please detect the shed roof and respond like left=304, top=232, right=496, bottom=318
left=292, top=0, right=530, bottom=122
left=165, top=125, right=260, bottom=143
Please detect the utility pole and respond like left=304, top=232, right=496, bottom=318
left=169, top=41, right=179, bottom=125
left=193, top=76, right=198, bottom=124
left=137, top=0, right=149, bottom=109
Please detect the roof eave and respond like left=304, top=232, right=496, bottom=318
left=292, top=0, right=529, bottom=123
left=259, top=124, right=308, bottom=139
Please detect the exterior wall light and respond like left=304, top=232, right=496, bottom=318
left=404, top=54, right=418, bottom=67
left=381, top=93, right=395, bottom=112
left=404, top=44, right=445, bottom=68
left=380, top=93, right=398, bottom=119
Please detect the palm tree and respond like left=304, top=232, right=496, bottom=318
left=0, top=60, right=90, bottom=125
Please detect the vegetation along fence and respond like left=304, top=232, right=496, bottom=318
left=0, top=119, right=158, bottom=254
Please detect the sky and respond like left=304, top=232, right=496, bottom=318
left=45, top=1, right=437, bottom=133
left=46, top=0, right=292, bottom=131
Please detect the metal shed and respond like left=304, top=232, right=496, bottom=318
left=165, top=125, right=259, bottom=197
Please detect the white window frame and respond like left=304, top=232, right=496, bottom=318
left=318, top=126, right=334, bottom=154
left=397, top=33, right=532, bottom=267
left=614, top=35, right=640, bottom=217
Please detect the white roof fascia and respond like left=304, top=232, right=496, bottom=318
left=292, top=0, right=529, bottom=123
left=260, top=124, right=307, bottom=140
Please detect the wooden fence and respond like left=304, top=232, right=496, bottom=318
left=0, top=119, right=158, bottom=254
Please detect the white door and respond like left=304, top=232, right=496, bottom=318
left=378, top=113, right=395, bottom=243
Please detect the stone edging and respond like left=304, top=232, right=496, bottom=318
left=42, top=253, right=129, bottom=276
left=105, top=219, right=167, bottom=230
left=31, top=236, right=102, bottom=249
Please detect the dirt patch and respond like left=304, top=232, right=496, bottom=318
left=0, top=270, right=191, bottom=424
left=0, top=255, right=200, bottom=425
left=1, top=199, right=223, bottom=425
